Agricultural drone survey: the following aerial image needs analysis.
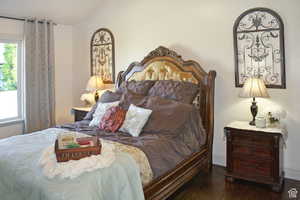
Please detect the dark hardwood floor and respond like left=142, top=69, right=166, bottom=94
left=168, top=165, right=300, bottom=200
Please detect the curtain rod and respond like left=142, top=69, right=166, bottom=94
left=0, top=15, right=57, bottom=25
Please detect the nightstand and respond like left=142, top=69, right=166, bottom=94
left=224, top=121, right=286, bottom=192
left=71, top=107, right=92, bottom=122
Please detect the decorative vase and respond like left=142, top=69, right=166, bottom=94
left=268, top=121, right=280, bottom=128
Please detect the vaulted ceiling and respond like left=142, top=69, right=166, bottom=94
left=0, top=0, right=102, bottom=25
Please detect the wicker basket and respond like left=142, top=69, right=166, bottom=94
left=55, top=137, right=101, bottom=162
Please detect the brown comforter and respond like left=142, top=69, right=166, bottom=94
left=58, top=97, right=206, bottom=179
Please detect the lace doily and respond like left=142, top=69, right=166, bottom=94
left=39, top=139, right=115, bottom=179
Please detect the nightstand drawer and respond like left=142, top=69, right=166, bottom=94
left=232, top=158, right=272, bottom=178
left=232, top=132, right=273, bottom=147
left=232, top=144, right=273, bottom=159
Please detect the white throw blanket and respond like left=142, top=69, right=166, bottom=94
left=0, top=128, right=145, bottom=200
left=39, top=139, right=115, bottom=179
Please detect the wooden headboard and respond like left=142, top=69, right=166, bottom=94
left=116, top=46, right=216, bottom=166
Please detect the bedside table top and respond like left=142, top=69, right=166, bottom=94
left=226, top=121, right=287, bottom=136
left=72, top=107, right=92, bottom=112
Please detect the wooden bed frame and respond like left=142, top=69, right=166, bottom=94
left=116, top=46, right=216, bottom=200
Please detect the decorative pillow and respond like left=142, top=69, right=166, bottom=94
left=117, top=80, right=155, bottom=95
left=119, top=89, right=147, bottom=110
left=99, top=90, right=122, bottom=103
left=99, top=106, right=127, bottom=132
left=84, top=91, right=122, bottom=120
left=119, top=104, right=152, bottom=137
left=89, top=101, right=119, bottom=127
left=83, top=103, right=98, bottom=121
left=148, top=80, right=199, bottom=104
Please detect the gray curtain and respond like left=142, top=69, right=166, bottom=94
left=24, top=19, right=55, bottom=133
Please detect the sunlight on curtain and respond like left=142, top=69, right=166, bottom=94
left=24, top=19, right=55, bottom=133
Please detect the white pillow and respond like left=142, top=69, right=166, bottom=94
left=119, top=104, right=152, bottom=137
left=89, top=101, right=119, bottom=127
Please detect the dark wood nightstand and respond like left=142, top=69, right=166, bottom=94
left=224, top=121, right=286, bottom=192
left=71, top=107, right=92, bottom=122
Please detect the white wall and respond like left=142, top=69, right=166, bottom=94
left=72, top=0, right=300, bottom=180
left=54, top=24, right=74, bottom=125
left=0, top=19, right=74, bottom=137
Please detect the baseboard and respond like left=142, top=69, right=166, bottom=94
left=285, top=168, right=300, bottom=181
left=212, top=154, right=300, bottom=181
left=212, top=154, right=225, bottom=167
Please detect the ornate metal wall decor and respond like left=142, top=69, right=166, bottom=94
left=91, top=28, right=115, bottom=83
left=234, top=8, right=286, bottom=88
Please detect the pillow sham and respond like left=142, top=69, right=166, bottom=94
left=89, top=101, right=119, bottom=127
left=117, top=80, right=155, bottom=95
left=83, top=103, right=98, bottom=121
left=84, top=91, right=122, bottom=120
left=141, top=96, right=196, bottom=134
left=119, top=104, right=152, bottom=137
left=119, top=89, right=147, bottom=110
left=148, top=80, right=199, bottom=104
left=99, top=106, right=126, bottom=132
left=99, top=90, right=122, bottom=103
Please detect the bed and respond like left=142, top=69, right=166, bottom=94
left=116, top=46, right=216, bottom=200
left=0, top=46, right=216, bottom=200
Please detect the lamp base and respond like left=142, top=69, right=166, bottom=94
left=249, top=120, right=256, bottom=126
left=94, top=90, right=99, bottom=103
left=249, top=97, right=258, bottom=126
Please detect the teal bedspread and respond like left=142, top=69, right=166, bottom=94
left=0, top=128, right=144, bottom=200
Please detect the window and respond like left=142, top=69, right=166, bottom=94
left=0, top=38, right=23, bottom=123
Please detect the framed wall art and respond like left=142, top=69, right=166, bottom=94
left=90, top=28, right=115, bottom=83
left=233, top=8, right=286, bottom=88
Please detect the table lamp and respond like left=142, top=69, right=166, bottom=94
left=86, top=75, right=105, bottom=102
left=239, top=77, right=270, bottom=126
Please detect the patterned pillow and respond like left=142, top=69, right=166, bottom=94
left=148, top=80, right=199, bottom=104
left=89, top=101, right=119, bottom=127
left=119, top=104, right=152, bottom=137
left=84, top=91, right=122, bottom=120
left=99, top=106, right=127, bottom=132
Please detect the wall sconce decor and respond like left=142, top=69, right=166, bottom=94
left=91, top=28, right=115, bottom=83
left=233, top=7, right=286, bottom=89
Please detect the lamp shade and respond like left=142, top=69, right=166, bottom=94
left=239, top=77, right=270, bottom=98
left=86, top=76, right=105, bottom=92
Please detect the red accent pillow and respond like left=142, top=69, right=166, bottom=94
left=99, top=106, right=126, bottom=132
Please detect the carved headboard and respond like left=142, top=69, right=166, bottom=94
left=116, top=46, right=216, bottom=164
left=128, top=60, right=199, bottom=84
left=117, top=47, right=209, bottom=85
